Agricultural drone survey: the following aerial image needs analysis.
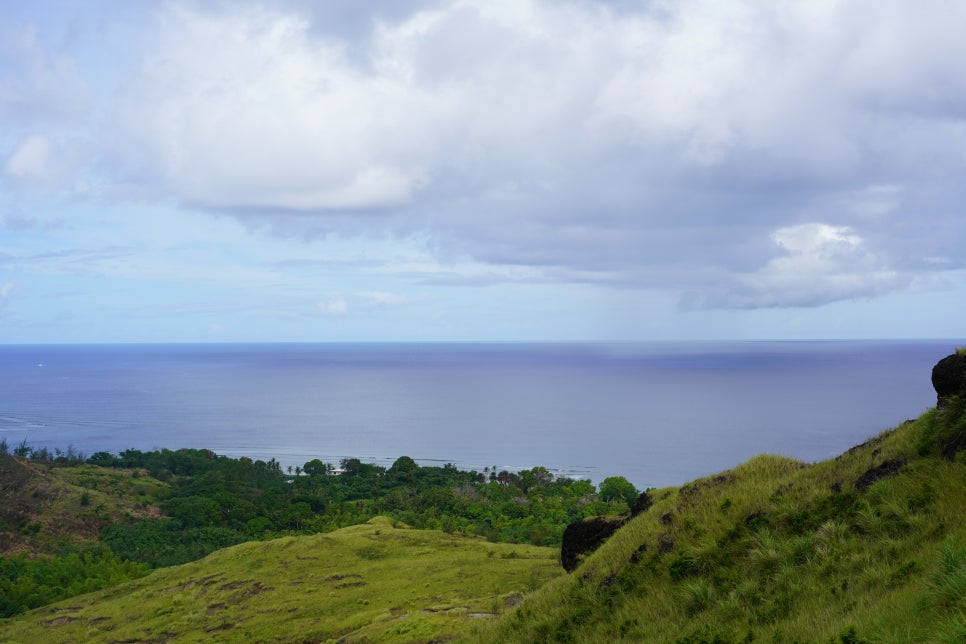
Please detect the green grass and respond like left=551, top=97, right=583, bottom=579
left=0, top=517, right=562, bottom=643
left=470, top=406, right=966, bottom=643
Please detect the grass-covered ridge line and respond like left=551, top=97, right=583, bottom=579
left=471, top=401, right=966, bottom=643
left=0, top=517, right=562, bottom=643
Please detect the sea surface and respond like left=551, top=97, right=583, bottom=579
left=0, top=341, right=954, bottom=488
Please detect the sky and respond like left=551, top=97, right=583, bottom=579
left=2, top=0, right=965, bottom=343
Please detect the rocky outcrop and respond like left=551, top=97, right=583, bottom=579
left=932, top=352, right=966, bottom=407
left=855, top=457, right=906, bottom=491
left=629, top=491, right=653, bottom=517
left=560, top=516, right=625, bottom=572
left=560, top=491, right=654, bottom=572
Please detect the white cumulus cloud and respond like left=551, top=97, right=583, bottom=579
left=696, top=223, right=906, bottom=309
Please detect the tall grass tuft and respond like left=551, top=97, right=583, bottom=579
left=921, top=543, right=966, bottom=612
left=931, top=615, right=966, bottom=644
left=680, top=578, right=714, bottom=615
left=747, top=529, right=783, bottom=575
left=916, top=542, right=966, bottom=643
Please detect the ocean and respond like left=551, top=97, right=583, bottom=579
left=0, top=341, right=953, bottom=488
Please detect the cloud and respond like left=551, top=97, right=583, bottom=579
left=360, top=291, right=409, bottom=306
left=5, top=135, right=54, bottom=182
left=0, top=24, right=87, bottom=125
left=1, top=214, right=67, bottom=232
left=0, top=281, right=15, bottom=317
left=318, top=297, right=349, bottom=316
left=110, top=4, right=434, bottom=211
left=691, top=223, right=906, bottom=309
left=16, top=0, right=966, bottom=310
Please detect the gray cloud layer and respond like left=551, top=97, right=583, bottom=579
left=6, top=0, right=966, bottom=309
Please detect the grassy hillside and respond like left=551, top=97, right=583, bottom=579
left=0, top=516, right=562, bottom=643
left=471, top=401, right=966, bottom=643
left=0, top=455, right=165, bottom=557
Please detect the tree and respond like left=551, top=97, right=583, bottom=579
left=520, top=466, right=554, bottom=492
left=598, top=476, right=639, bottom=506
left=388, top=456, right=419, bottom=482
left=281, top=502, right=313, bottom=531
left=303, top=459, right=331, bottom=477
left=340, top=458, right=363, bottom=476
left=87, top=451, right=119, bottom=467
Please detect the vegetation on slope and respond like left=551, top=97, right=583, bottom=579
left=0, top=452, right=165, bottom=557
left=0, top=444, right=633, bottom=617
left=0, top=453, right=165, bottom=617
left=472, top=401, right=966, bottom=643
left=0, top=517, right=561, bottom=643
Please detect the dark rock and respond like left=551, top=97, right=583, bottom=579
left=560, top=516, right=624, bottom=572
left=932, top=353, right=966, bottom=407
left=657, top=534, right=675, bottom=554
left=840, top=433, right=886, bottom=459
left=629, top=491, right=653, bottom=517
left=680, top=474, right=733, bottom=500
left=629, top=544, right=648, bottom=564
left=855, top=458, right=906, bottom=491
left=744, top=510, right=767, bottom=528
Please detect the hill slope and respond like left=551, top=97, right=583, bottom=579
left=0, top=516, right=561, bottom=643
left=471, top=401, right=966, bottom=643
left=0, top=455, right=165, bottom=557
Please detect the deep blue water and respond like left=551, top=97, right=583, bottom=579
left=0, top=341, right=953, bottom=488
